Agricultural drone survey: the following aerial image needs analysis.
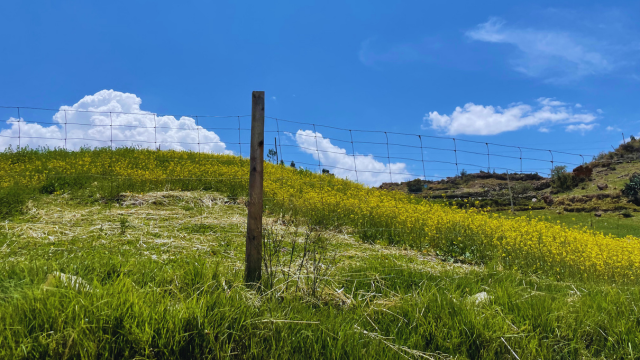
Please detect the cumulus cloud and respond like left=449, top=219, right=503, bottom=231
left=423, top=97, right=597, bottom=135
left=565, top=123, right=596, bottom=133
left=466, top=17, right=614, bottom=82
left=0, top=90, right=228, bottom=153
left=606, top=126, right=621, bottom=132
left=294, top=130, right=411, bottom=186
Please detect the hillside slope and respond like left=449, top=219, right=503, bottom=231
left=380, top=139, right=640, bottom=214
left=2, top=190, right=639, bottom=359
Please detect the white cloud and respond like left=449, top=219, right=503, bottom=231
left=424, top=98, right=597, bottom=135
left=0, top=90, right=228, bottom=153
left=538, top=127, right=550, bottom=133
left=294, top=130, right=412, bottom=186
left=466, top=17, right=614, bottom=82
left=537, top=97, right=566, bottom=106
left=606, top=126, right=621, bottom=132
left=575, top=103, right=582, bottom=108
left=566, top=123, right=596, bottom=133
left=597, top=109, right=604, bottom=114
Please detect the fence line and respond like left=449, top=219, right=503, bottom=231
left=0, top=104, right=626, bottom=185
left=1, top=93, right=631, bottom=285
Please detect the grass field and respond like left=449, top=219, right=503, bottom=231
left=1, top=148, right=640, bottom=359
left=499, top=209, right=640, bottom=239
left=2, top=192, right=640, bottom=359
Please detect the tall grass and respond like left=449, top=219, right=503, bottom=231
left=1, top=235, right=639, bottom=359
left=0, top=171, right=639, bottom=358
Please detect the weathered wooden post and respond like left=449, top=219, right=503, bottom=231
left=245, top=91, right=264, bottom=284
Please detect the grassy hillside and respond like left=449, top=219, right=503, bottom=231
left=1, top=147, right=640, bottom=358
left=382, top=163, right=640, bottom=212
left=2, top=191, right=640, bottom=359
left=1, top=146, right=639, bottom=281
left=379, top=139, right=640, bottom=238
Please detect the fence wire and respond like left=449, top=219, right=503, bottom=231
left=0, top=104, right=629, bottom=242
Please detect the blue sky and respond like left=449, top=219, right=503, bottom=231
left=1, top=1, right=639, bottom=185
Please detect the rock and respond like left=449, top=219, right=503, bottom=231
left=597, top=183, right=608, bottom=191
left=467, top=291, right=491, bottom=305
left=43, top=272, right=92, bottom=292
left=532, top=198, right=537, bottom=203
left=542, top=194, right=554, bottom=206
left=594, top=211, right=603, bottom=217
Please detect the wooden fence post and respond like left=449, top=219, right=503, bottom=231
left=245, top=91, right=264, bottom=284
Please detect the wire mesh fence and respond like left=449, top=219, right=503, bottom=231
left=2, top=94, right=639, bottom=284
left=0, top=100, right=626, bottom=217
left=0, top=103, right=620, bottom=184
left=0, top=107, right=620, bottom=223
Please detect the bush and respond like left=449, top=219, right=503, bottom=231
left=622, top=174, right=640, bottom=205
left=572, top=165, right=593, bottom=180
left=511, top=182, right=534, bottom=196
left=406, top=178, right=424, bottom=193
left=551, top=166, right=579, bottom=193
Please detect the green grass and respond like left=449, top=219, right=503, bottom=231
left=498, top=209, right=640, bottom=238
left=1, top=193, right=640, bottom=359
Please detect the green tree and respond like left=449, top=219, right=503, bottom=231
left=550, top=165, right=576, bottom=192
left=267, top=148, right=278, bottom=164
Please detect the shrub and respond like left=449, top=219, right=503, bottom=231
left=572, top=165, right=593, bottom=180
left=511, top=182, right=534, bottom=196
left=551, top=166, right=579, bottom=192
left=406, top=178, right=424, bottom=193
left=622, top=174, right=640, bottom=205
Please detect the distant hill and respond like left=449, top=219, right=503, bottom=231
left=379, top=138, right=640, bottom=214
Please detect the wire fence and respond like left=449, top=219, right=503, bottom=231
left=1, top=102, right=628, bottom=226
left=2, top=95, right=637, bottom=285
left=1, top=104, right=623, bottom=185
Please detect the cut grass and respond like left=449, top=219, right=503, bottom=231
left=1, top=192, right=640, bottom=359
